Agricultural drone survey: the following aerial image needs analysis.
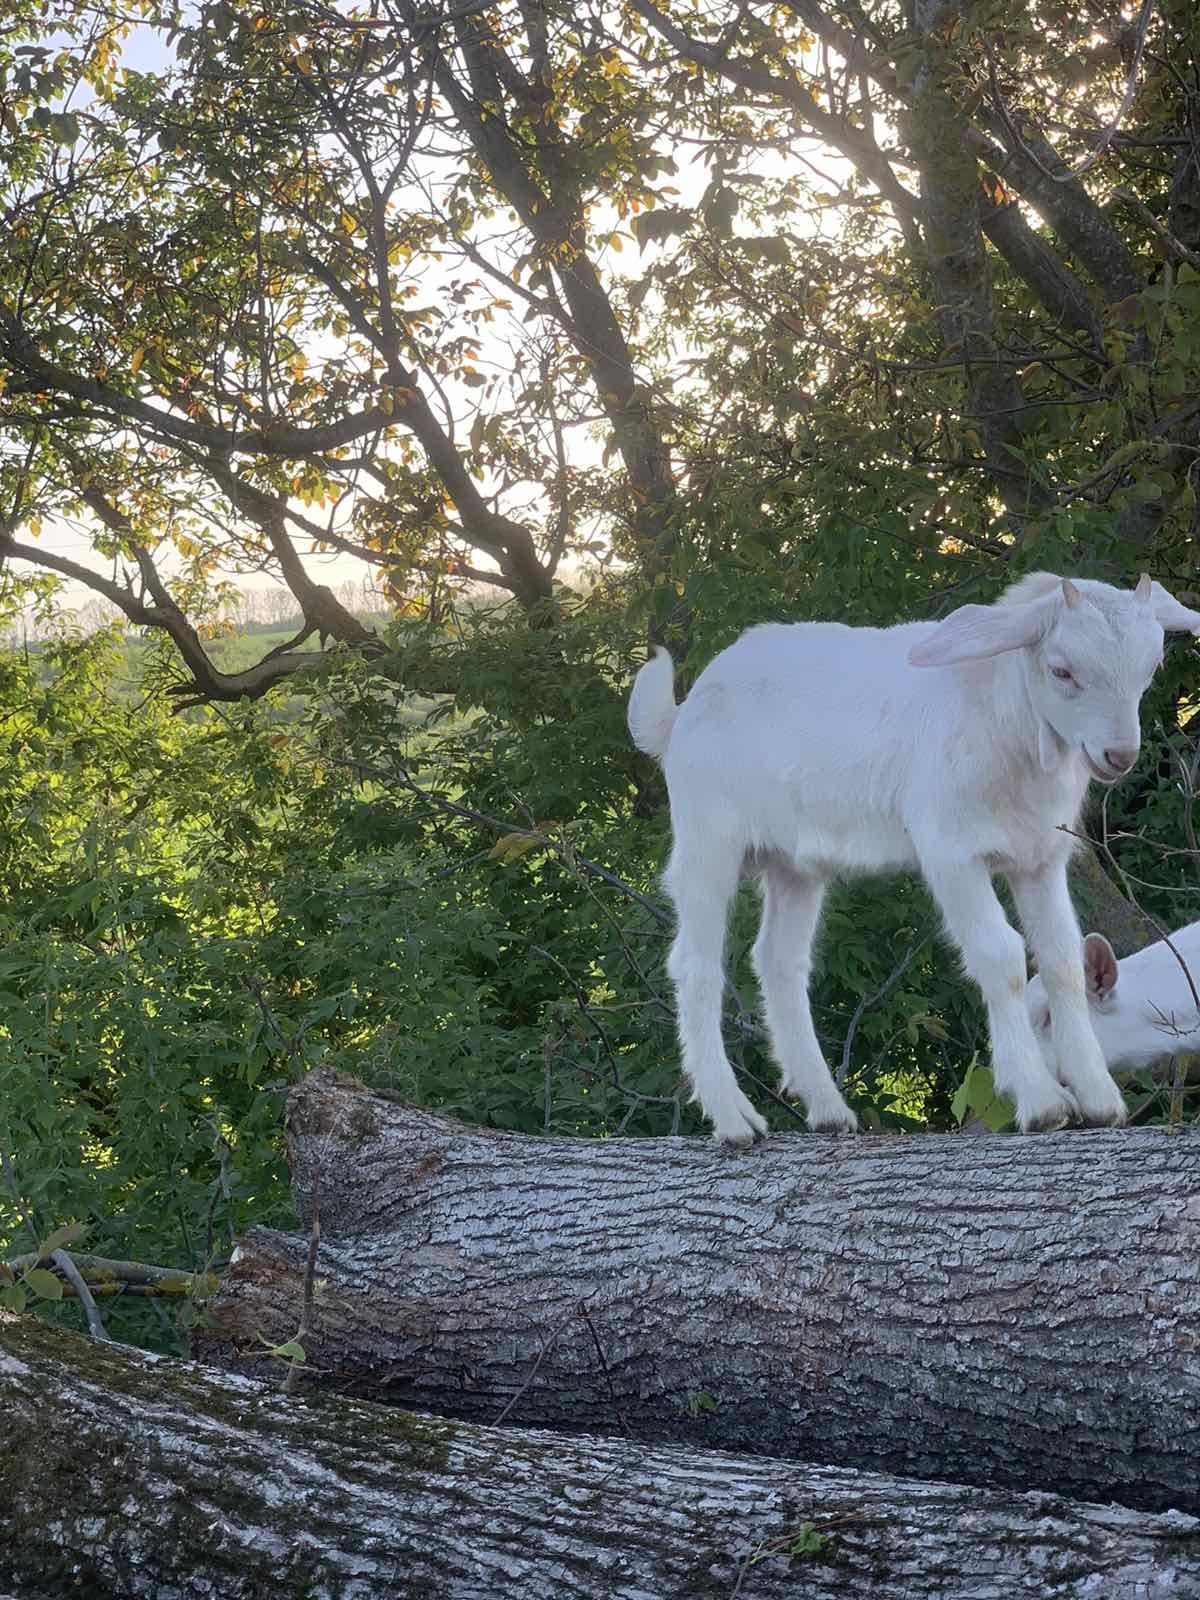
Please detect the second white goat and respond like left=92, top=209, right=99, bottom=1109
left=1027, top=920, right=1200, bottom=1078
left=628, top=573, right=1200, bottom=1143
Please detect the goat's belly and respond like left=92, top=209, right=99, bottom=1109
left=785, top=814, right=918, bottom=876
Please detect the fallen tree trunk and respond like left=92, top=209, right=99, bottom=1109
left=197, top=1072, right=1200, bottom=1515
left=3, top=1313, right=1199, bottom=1599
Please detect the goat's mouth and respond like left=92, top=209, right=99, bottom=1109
left=1082, top=747, right=1124, bottom=785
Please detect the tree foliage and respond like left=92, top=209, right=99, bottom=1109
left=1, top=0, right=1198, bottom=698
left=2, top=0, right=1200, bottom=1345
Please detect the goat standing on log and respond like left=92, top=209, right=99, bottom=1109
left=629, top=573, right=1200, bottom=1145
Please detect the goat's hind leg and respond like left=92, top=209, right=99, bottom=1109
left=665, top=843, right=767, bottom=1146
left=752, top=861, right=857, bottom=1134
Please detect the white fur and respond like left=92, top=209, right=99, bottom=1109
left=1027, top=920, right=1200, bottom=1075
left=628, top=573, right=1200, bottom=1143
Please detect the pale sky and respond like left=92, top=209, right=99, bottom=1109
left=30, top=11, right=854, bottom=614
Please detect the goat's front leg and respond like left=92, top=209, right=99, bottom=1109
left=1008, top=863, right=1127, bottom=1127
left=920, top=854, right=1077, bottom=1132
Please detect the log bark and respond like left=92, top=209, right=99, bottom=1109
left=195, top=1073, right=1200, bottom=1516
left=3, top=1313, right=1200, bottom=1600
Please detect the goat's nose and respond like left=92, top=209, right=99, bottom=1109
left=1104, top=747, right=1138, bottom=775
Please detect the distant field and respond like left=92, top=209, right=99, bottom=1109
left=43, top=612, right=434, bottom=723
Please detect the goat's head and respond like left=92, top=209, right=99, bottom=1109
left=908, top=573, right=1200, bottom=782
left=1027, top=932, right=1139, bottom=1074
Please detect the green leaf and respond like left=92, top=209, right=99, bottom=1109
left=272, top=1340, right=306, bottom=1362
left=700, top=182, right=738, bottom=236
left=24, top=1267, right=64, bottom=1301
left=979, top=1092, right=1016, bottom=1133
left=950, top=1059, right=978, bottom=1124
left=629, top=207, right=692, bottom=251
left=47, top=112, right=80, bottom=145
left=38, top=1223, right=87, bottom=1259
left=737, top=236, right=791, bottom=266
left=0, top=1284, right=27, bottom=1313
left=951, top=1058, right=1012, bottom=1128
left=1125, top=477, right=1164, bottom=502
left=788, top=1523, right=827, bottom=1557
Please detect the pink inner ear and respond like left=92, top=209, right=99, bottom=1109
left=1083, top=934, right=1118, bottom=1000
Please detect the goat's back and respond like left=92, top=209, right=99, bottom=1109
left=661, top=619, right=1086, bottom=876
left=1112, top=921, right=1200, bottom=1062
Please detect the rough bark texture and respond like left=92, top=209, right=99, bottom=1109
left=3, top=1314, right=1199, bottom=1600
left=907, top=1, right=1050, bottom=535
left=195, top=1073, right=1200, bottom=1516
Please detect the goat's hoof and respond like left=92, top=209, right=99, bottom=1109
left=1018, top=1093, right=1077, bottom=1134
left=805, top=1104, right=859, bottom=1136
left=714, top=1124, right=768, bottom=1150
left=709, top=1092, right=769, bottom=1148
left=1073, top=1087, right=1128, bottom=1128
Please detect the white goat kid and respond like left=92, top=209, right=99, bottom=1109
left=1028, top=920, right=1200, bottom=1077
left=628, top=573, right=1200, bottom=1145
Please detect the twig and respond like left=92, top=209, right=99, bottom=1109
left=578, top=1302, right=632, bottom=1439
left=494, top=1294, right=597, bottom=1426
left=1059, top=817, right=1200, bottom=1016
left=838, top=932, right=934, bottom=1086
left=284, top=1168, right=321, bottom=1396
left=534, top=947, right=680, bottom=1122
left=730, top=1512, right=869, bottom=1597
left=0, top=1145, right=39, bottom=1253
left=50, top=1248, right=110, bottom=1341
left=543, top=1028, right=555, bottom=1135
left=1168, top=1052, right=1194, bottom=1125
left=985, top=0, right=1157, bottom=185
left=204, top=1134, right=233, bottom=1267
left=0, top=1251, right=215, bottom=1292
left=1114, top=187, right=1200, bottom=272
left=328, top=755, right=673, bottom=925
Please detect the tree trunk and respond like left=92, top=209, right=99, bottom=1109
left=195, top=1072, right=1200, bottom=1516
left=1068, top=846, right=1161, bottom=957
left=3, top=1314, right=1199, bottom=1600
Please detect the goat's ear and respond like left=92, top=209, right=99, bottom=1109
left=1083, top=933, right=1119, bottom=1003
left=907, top=597, right=1054, bottom=667
left=1149, top=580, right=1200, bottom=634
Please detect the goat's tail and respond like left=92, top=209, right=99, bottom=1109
left=627, top=645, right=678, bottom=760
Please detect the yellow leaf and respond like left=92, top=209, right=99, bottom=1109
left=379, top=390, right=394, bottom=415
left=130, top=347, right=145, bottom=374
left=488, top=831, right=542, bottom=863
left=340, top=211, right=357, bottom=234
left=295, top=53, right=311, bottom=74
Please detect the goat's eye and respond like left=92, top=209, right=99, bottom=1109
left=1050, top=665, right=1075, bottom=684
